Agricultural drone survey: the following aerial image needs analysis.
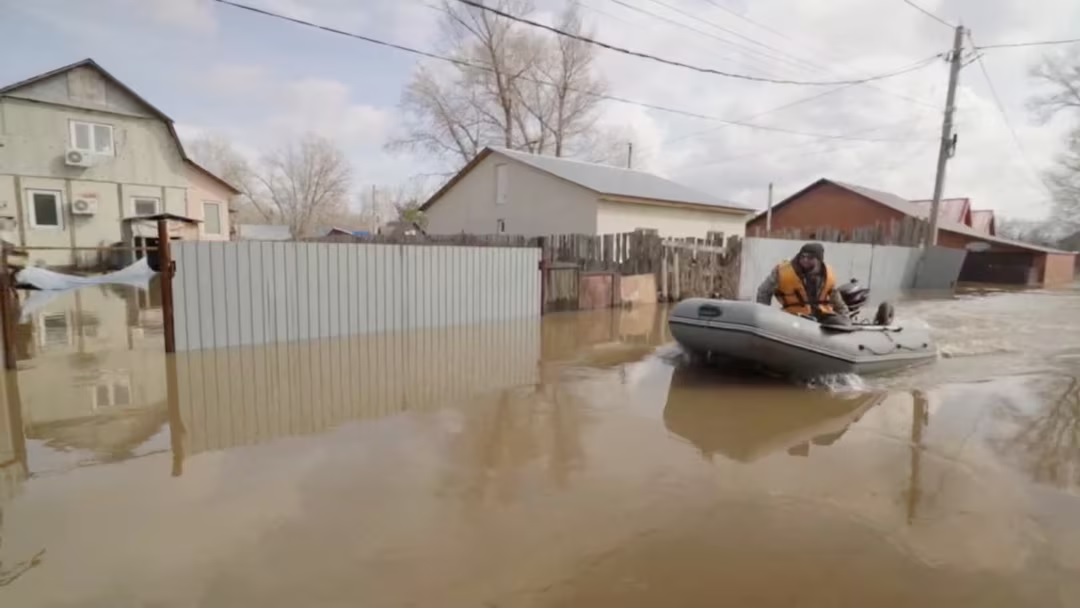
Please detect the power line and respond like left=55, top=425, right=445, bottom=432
left=635, top=0, right=827, bottom=74
left=974, top=37, right=1080, bottom=50
left=664, top=55, right=942, bottom=144
left=691, top=0, right=944, bottom=112
left=965, top=31, right=1057, bottom=199
left=900, top=0, right=956, bottom=29
left=212, top=0, right=938, bottom=143
left=452, top=0, right=946, bottom=86
left=604, top=0, right=812, bottom=78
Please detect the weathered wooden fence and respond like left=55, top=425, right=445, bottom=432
left=752, top=216, right=931, bottom=247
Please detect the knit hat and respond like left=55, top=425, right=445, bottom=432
left=797, top=242, right=825, bottom=262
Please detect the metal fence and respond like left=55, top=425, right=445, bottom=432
left=172, top=241, right=542, bottom=352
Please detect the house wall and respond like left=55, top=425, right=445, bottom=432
left=184, top=166, right=233, bottom=241
left=425, top=154, right=597, bottom=236
left=0, top=75, right=190, bottom=267
left=746, top=182, right=907, bottom=236
left=1041, top=253, right=1076, bottom=286
left=595, top=199, right=750, bottom=238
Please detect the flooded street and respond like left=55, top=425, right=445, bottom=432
left=3, top=285, right=1080, bottom=605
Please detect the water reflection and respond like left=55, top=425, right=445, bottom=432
left=663, top=365, right=882, bottom=463
left=997, top=374, right=1080, bottom=491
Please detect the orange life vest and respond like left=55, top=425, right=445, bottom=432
left=774, top=261, right=836, bottom=316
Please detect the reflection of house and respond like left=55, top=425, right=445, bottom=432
left=0, top=58, right=237, bottom=268
left=13, top=286, right=166, bottom=458
left=422, top=147, right=755, bottom=238
left=746, top=179, right=1076, bottom=286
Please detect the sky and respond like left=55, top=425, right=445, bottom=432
left=2, top=0, right=1078, bottom=220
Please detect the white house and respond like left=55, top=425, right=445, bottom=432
left=421, top=147, right=755, bottom=238
left=0, top=59, right=238, bottom=268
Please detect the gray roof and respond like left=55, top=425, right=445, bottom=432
left=490, top=147, right=753, bottom=212
left=237, top=224, right=292, bottom=241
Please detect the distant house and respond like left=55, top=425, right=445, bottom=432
left=745, top=178, right=1076, bottom=286
left=236, top=224, right=291, bottom=241
left=0, top=58, right=238, bottom=268
left=421, top=147, right=755, bottom=239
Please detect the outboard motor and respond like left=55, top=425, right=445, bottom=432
left=838, top=279, right=870, bottom=319
left=838, top=278, right=895, bottom=326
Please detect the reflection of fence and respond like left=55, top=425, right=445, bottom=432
left=175, top=319, right=540, bottom=455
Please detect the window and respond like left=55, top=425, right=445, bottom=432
left=495, top=163, right=508, bottom=205
left=27, top=190, right=63, bottom=229
left=69, top=120, right=113, bottom=155
left=38, top=313, right=71, bottom=349
left=132, top=197, right=160, bottom=217
left=497, top=219, right=506, bottom=233
left=92, top=373, right=132, bottom=410
left=203, top=201, right=222, bottom=235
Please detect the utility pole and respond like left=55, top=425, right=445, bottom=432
left=925, top=24, right=965, bottom=248
left=626, top=142, right=633, bottom=169
left=766, top=182, right=774, bottom=236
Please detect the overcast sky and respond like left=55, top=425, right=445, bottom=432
left=3, top=0, right=1078, bottom=219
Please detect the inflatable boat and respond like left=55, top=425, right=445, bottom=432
left=668, top=291, right=937, bottom=378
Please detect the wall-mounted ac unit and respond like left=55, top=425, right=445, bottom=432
left=71, top=196, right=98, bottom=216
left=64, top=148, right=94, bottom=168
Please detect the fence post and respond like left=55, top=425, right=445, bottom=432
left=537, top=236, right=549, bottom=315
left=157, top=218, right=177, bottom=354
left=0, top=243, right=16, bottom=370
left=673, top=249, right=681, bottom=301
left=660, top=246, right=669, bottom=302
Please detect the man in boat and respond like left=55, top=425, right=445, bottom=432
left=755, top=242, right=850, bottom=326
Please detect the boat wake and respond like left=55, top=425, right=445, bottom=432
left=805, top=373, right=869, bottom=393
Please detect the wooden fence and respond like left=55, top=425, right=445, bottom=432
left=755, top=216, right=931, bottom=247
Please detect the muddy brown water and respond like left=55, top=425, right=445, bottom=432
left=1, top=285, right=1080, bottom=605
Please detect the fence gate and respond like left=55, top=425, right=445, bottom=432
left=542, top=262, right=579, bottom=313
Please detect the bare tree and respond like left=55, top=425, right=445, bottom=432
left=389, top=0, right=605, bottom=169
left=1029, top=51, right=1080, bottom=233
left=252, top=134, right=352, bottom=238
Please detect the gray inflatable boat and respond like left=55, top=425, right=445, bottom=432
left=668, top=298, right=937, bottom=377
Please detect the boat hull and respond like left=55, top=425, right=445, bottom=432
left=668, top=298, right=936, bottom=377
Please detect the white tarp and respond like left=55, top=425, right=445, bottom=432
left=16, top=258, right=156, bottom=291
left=16, top=259, right=158, bottom=323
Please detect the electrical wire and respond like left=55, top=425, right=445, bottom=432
left=635, top=0, right=827, bottom=74
left=974, top=37, right=1080, bottom=50
left=452, top=0, right=947, bottom=86
left=664, top=55, right=941, bottom=144
left=213, top=0, right=944, bottom=143
left=604, top=0, right=813, bottom=78
left=693, top=0, right=942, bottom=110
left=965, top=31, right=1058, bottom=199
left=900, top=0, right=956, bottom=29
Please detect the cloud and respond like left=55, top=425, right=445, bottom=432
left=202, top=64, right=272, bottom=97
left=127, top=0, right=216, bottom=32
left=268, top=78, right=393, bottom=146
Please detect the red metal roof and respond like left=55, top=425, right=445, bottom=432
left=970, top=210, right=996, bottom=236
left=909, top=198, right=972, bottom=226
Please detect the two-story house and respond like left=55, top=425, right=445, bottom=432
left=0, top=59, right=238, bottom=268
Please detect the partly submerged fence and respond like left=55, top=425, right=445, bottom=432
left=172, top=241, right=541, bottom=351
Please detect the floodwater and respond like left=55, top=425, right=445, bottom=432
left=2, top=283, right=1080, bottom=605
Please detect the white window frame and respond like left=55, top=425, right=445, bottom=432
left=131, top=196, right=161, bottom=217
left=91, top=372, right=132, bottom=410
left=37, top=312, right=72, bottom=349
left=69, top=120, right=114, bottom=156
left=26, top=189, right=64, bottom=230
left=202, top=200, right=223, bottom=235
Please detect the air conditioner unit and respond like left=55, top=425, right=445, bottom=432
left=64, top=148, right=94, bottom=168
left=71, top=196, right=98, bottom=216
